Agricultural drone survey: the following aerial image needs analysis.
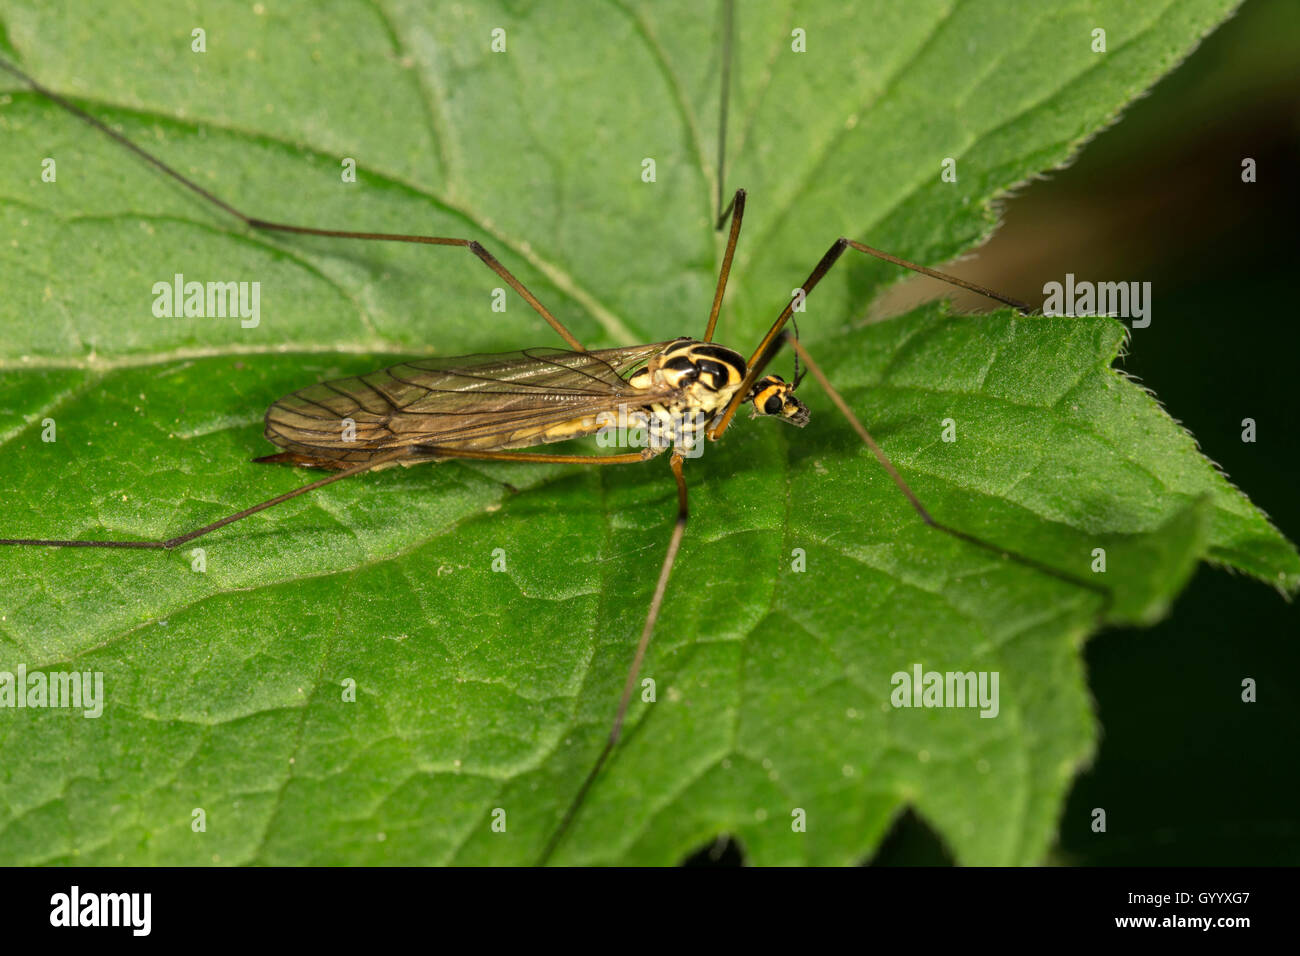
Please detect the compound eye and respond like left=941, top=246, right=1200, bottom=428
left=763, top=393, right=784, bottom=416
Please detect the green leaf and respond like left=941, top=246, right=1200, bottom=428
left=0, top=0, right=1291, bottom=865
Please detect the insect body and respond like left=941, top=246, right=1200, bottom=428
left=256, top=338, right=796, bottom=471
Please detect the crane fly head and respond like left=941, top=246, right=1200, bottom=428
left=748, top=375, right=810, bottom=427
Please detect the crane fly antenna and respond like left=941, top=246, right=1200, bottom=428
left=0, top=56, right=587, bottom=352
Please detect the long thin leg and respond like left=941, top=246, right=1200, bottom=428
left=786, top=335, right=1112, bottom=605
left=0, top=57, right=586, bottom=352
left=414, top=447, right=656, bottom=467
left=703, top=0, right=741, bottom=344
left=714, top=0, right=735, bottom=225
left=0, top=455, right=395, bottom=550
left=702, top=188, right=746, bottom=342
left=710, top=237, right=1033, bottom=440
left=538, top=452, right=689, bottom=865
left=0, top=446, right=657, bottom=550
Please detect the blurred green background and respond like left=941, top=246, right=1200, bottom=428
left=697, top=0, right=1300, bottom=866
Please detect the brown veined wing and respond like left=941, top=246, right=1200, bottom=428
left=262, top=343, right=675, bottom=465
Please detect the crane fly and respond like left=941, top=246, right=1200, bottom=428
left=0, top=33, right=1108, bottom=865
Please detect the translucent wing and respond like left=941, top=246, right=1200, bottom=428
left=263, top=343, right=673, bottom=463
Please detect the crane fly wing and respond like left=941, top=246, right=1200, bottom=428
left=263, top=344, right=673, bottom=464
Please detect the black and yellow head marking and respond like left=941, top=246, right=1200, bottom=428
left=748, top=374, right=810, bottom=427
